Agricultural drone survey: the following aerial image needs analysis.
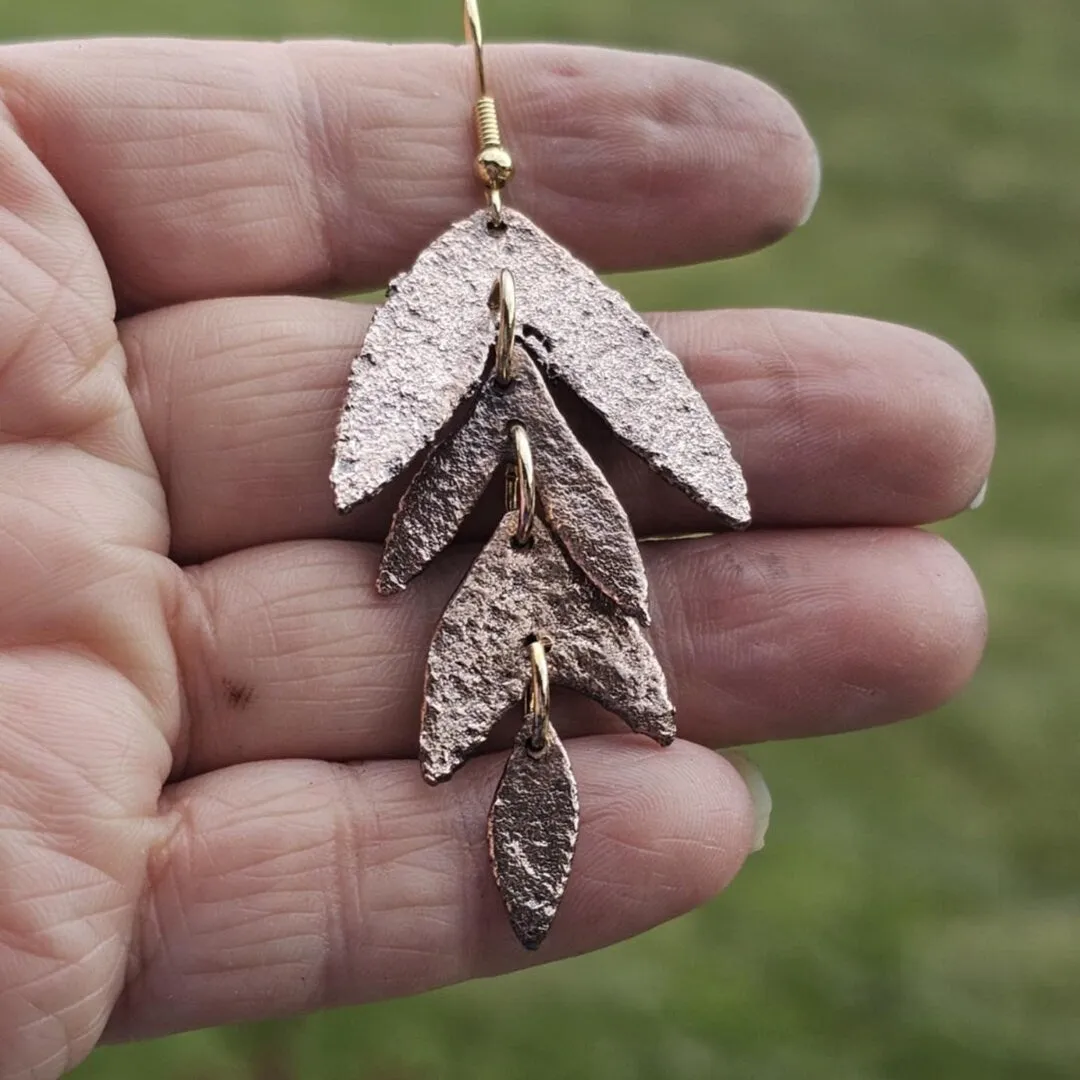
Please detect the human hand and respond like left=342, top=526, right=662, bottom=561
left=0, top=39, right=992, bottom=1076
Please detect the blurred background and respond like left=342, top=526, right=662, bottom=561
left=1, top=0, right=1075, bottom=1076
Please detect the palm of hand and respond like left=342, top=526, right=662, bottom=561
left=0, top=38, right=991, bottom=1078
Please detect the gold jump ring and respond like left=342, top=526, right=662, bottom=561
left=489, top=268, right=517, bottom=383
left=525, top=638, right=552, bottom=752
left=508, top=423, right=535, bottom=545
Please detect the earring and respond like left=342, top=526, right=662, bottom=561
left=332, top=0, right=749, bottom=950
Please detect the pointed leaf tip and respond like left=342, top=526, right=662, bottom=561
left=489, top=726, right=580, bottom=950
left=330, top=237, right=492, bottom=510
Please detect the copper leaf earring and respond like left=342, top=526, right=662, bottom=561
left=332, top=0, right=749, bottom=950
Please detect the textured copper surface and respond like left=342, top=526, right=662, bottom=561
left=332, top=209, right=749, bottom=526
left=378, top=350, right=649, bottom=620
left=421, top=513, right=674, bottom=784
left=489, top=725, right=580, bottom=950
left=333, top=206, right=751, bottom=948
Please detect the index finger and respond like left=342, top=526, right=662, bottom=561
left=0, top=39, right=819, bottom=312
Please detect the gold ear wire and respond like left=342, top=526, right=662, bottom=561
left=464, top=0, right=513, bottom=223
left=463, top=0, right=487, bottom=94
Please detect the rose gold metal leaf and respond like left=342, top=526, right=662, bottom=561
left=421, top=513, right=674, bottom=785
left=330, top=242, right=492, bottom=512
left=489, top=725, right=580, bottom=950
left=336, top=208, right=749, bottom=525
left=378, top=350, right=649, bottom=620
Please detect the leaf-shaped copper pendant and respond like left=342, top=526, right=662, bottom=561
left=333, top=205, right=747, bottom=950
left=489, top=725, right=580, bottom=951
left=421, top=512, right=674, bottom=785
left=329, top=0, right=753, bottom=950
left=331, top=209, right=749, bottom=527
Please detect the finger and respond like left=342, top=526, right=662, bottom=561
left=105, top=740, right=754, bottom=1041
left=120, top=298, right=994, bottom=563
left=171, top=529, right=985, bottom=776
left=0, top=115, right=175, bottom=1076
left=0, top=39, right=817, bottom=312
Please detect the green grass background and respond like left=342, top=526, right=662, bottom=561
left=0, top=0, right=1075, bottom=1076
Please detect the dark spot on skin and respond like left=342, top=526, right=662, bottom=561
left=223, top=679, right=255, bottom=710
left=549, top=61, right=588, bottom=81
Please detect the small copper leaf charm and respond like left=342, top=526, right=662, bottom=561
left=489, top=725, right=580, bottom=950
left=421, top=513, right=674, bottom=785
left=379, top=351, right=649, bottom=620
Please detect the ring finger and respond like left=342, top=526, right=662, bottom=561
left=122, top=296, right=994, bottom=563
left=171, top=527, right=986, bottom=775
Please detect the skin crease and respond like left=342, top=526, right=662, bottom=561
left=0, top=38, right=992, bottom=1079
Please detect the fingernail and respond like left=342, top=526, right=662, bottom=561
left=967, top=478, right=989, bottom=510
left=721, top=749, right=772, bottom=853
left=797, top=142, right=822, bottom=227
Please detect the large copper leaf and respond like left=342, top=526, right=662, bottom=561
left=421, top=513, right=674, bottom=785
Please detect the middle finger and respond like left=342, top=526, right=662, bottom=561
left=122, top=296, right=993, bottom=563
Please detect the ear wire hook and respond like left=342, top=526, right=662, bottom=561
left=464, top=0, right=487, bottom=95
left=464, top=0, right=513, bottom=224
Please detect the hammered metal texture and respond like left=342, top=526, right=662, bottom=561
left=489, top=725, right=580, bottom=950
left=334, top=208, right=749, bottom=524
left=330, top=239, right=492, bottom=511
left=378, top=350, right=649, bottom=620
left=421, top=513, right=674, bottom=784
